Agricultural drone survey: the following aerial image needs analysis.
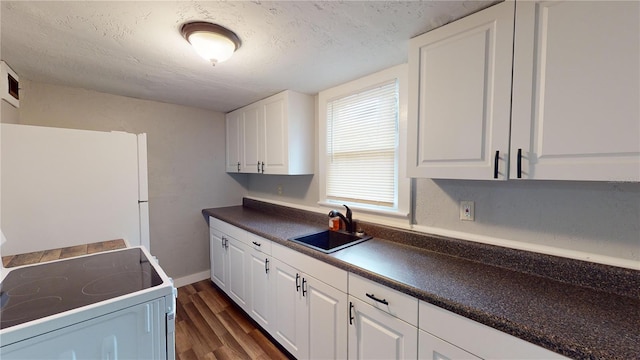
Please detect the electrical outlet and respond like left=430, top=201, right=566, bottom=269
left=277, top=185, right=283, bottom=196
left=459, top=201, right=474, bottom=221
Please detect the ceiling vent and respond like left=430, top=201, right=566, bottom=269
left=1, top=61, right=19, bottom=108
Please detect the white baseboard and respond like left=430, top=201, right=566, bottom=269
left=172, top=270, right=210, bottom=288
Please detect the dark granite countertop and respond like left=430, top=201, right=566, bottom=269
left=203, top=199, right=640, bottom=360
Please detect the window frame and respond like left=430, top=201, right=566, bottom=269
left=318, top=64, right=410, bottom=219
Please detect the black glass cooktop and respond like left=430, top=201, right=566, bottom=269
left=0, top=248, right=162, bottom=329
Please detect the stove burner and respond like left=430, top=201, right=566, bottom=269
left=7, top=276, right=69, bottom=297
left=82, top=270, right=151, bottom=296
left=0, top=296, right=63, bottom=324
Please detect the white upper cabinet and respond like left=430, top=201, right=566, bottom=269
left=225, top=111, right=242, bottom=173
left=241, top=104, right=262, bottom=173
left=408, top=0, right=640, bottom=181
left=407, top=1, right=515, bottom=180
left=225, top=90, right=314, bottom=175
left=510, top=1, right=640, bottom=181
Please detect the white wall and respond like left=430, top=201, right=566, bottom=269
left=413, top=179, right=640, bottom=265
left=1, top=100, right=19, bottom=124
left=15, top=79, right=248, bottom=279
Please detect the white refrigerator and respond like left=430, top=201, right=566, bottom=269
left=0, top=123, right=150, bottom=256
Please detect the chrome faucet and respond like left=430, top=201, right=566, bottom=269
left=328, top=205, right=354, bottom=234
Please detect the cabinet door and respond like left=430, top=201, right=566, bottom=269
left=419, top=329, right=480, bottom=360
left=241, top=105, right=262, bottom=173
left=305, top=275, right=348, bottom=360
left=209, top=229, right=227, bottom=291
left=248, top=248, right=272, bottom=331
left=1, top=299, right=166, bottom=360
left=348, top=296, right=418, bottom=360
left=270, top=258, right=307, bottom=358
left=407, top=1, right=514, bottom=180
left=225, top=111, right=242, bottom=173
left=263, top=95, right=288, bottom=174
left=511, top=1, right=640, bottom=181
left=227, top=237, right=250, bottom=311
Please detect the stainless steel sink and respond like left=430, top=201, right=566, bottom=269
left=288, top=230, right=372, bottom=253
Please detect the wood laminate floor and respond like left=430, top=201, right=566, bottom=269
left=176, top=280, right=292, bottom=360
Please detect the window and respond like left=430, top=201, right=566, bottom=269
left=319, top=65, right=409, bottom=217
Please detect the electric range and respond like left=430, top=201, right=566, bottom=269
left=0, top=247, right=176, bottom=359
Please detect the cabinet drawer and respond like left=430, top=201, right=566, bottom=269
left=246, top=232, right=272, bottom=255
left=272, top=242, right=348, bottom=293
left=209, top=217, right=247, bottom=243
left=348, top=273, right=418, bottom=326
left=419, top=301, right=566, bottom=359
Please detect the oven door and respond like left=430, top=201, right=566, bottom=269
left=1, top=297, right=169, bottom=359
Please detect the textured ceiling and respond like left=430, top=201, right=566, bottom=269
left=1, top=1, right=496, bottom=113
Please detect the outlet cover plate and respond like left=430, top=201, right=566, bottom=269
left=460, top=201, right=474, bottom=221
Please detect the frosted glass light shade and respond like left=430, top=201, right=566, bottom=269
left=188, top=32, right=236, bottom=64
left=181, top=22, right=241, bottom=66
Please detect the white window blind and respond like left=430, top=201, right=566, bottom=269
left=326, top=80, right=399, bottom=208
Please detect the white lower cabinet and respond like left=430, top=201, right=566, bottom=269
left=209, top=227, right=228, bottom=292
left=271, top=257, right=307, bottom=356
left=270, top=245, right=348, bottom=360
left=209, top=218, right=567, bottom=360
left=247, top=244, right=273, bottom=332
left=226, top=237, right=250, bottom=311
left=1, top=299, right=167, bottom=359
left=209, top=226, right=249, bottom=312
left=348, top=274, right=419, bottom=360
left=209, top=218, right=250, bottom=313
left=348, top=296, right=418, bottom=360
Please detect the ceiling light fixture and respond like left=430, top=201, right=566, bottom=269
left=181, top=21, right=241, bottom=66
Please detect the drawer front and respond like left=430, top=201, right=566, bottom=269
left=209, top=217, right=247, bottom=244
left=246, top=232, right=272, bottom=255
left=419, top=301, right=567, bottom=359
left=272, top=242, right=348, bottom=293
left=349, top=273, right=418, bottom=326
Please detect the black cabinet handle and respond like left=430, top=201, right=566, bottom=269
left=237, top=162, right=240, bottom=172
left=366, top=293, right=389, bottom=306
left=302, top=278, right=307, bottom=297
left=257, top=162, right=260, bottom=172
left=517, top=148, right=522, bottom=179
left=265, top=258, right=269, bottom=274
left=295, top=273, right=301, bottom=292
left=261, top=161, right=265, bottom=173
left=252, top=241, right=261, bottom=247
left=221, top=236, right=226, bottom=248
left=493, top=150, right=499, bottom=179
left=349, top=302, right=355, bottom=325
